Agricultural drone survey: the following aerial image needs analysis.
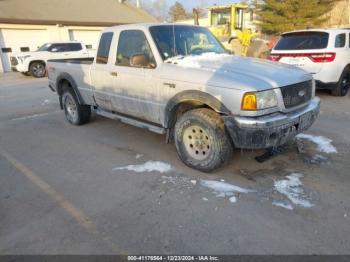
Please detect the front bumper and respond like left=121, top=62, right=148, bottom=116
left=11, top=63, right=27, bottom=73
left=224, top=97, right=320, bottom=149
left=315, top=80, right=337, bottom=90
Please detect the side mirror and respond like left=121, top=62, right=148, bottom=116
left=130, top=54, right=155, bottom=68
left=51, top=47, right=58, bottom=52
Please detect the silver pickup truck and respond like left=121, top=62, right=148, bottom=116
left=47, top=23, right=320, bottom=172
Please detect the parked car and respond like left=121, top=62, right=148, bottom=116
left=10, top=41, right=94, bottom=78
left=269, top=29, right=350, bottom=96
left=47, top=24, right=320, bottom=172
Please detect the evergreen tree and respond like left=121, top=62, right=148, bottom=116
left=256, top=0, right=338, bottom=34
left=169, top=1, right=189, bottom=22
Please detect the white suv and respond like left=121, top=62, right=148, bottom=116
left=10, top=41, right=94, bottom=78
left=269, top=29, right=350, bottom=96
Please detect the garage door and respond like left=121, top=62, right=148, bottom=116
left=69, top=30, right=100, bottom=50
left=0, top=29, right=49, bottom=72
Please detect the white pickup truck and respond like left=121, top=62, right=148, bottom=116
left=47, top=23, right=320, bottom=172
left=10, top=41, right=94, bottom=78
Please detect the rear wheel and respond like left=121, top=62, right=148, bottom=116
left=62, top=88, right=91, bottom=125
left=331, top=67, right=350, bottom=96
left=174, top=108, right=233, bottom=172
left=29, top=62, right=46, bottom=78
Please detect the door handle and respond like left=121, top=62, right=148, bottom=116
left=110, top=72, right=118, bottom=77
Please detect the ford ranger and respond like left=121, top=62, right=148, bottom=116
left=47, top=24, right=320, bottom=172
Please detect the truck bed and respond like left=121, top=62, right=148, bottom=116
left=47, top=57, right=95, bottom=106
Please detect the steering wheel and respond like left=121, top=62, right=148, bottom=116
left=191, top=48, right=204, bottom=55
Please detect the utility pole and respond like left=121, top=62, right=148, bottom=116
left=348, top=0, right=350, bottom=25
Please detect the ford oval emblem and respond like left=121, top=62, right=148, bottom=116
left=298, top=90, right=306, bottom=97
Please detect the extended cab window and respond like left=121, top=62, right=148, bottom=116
left=49, top=44, right=65, bottom=52
left=335, top=33, right=346, bottom=48
left=274, top=32, right=329, bottom=50
left=116, top=30, right=155, bottom=67
left=65, top=43, right=83, bottom=51
left=96, top=32, right=113, bottom=64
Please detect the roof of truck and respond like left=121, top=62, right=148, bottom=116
left=104, top=23, right=202, bottom=31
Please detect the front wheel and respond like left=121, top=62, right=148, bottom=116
left=29, top=62, right=46, bottom=78
left=331, top=67, right=350, bottom=96
left=62, top=89, right=91, bottom=125
left=174, top=108, right=233, bottom=172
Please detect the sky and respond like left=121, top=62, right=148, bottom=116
left=165, top=0, right=239, bottom=10
left=139, top=0, right=240, bottom=15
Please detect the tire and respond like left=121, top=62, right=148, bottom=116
left=174, top=108, right=233, bottom=172
left=331, top=67, right=350, bottom=96
left=62, top=88, right=91, bottom=125
left=29, top=61, right=46, bottom=78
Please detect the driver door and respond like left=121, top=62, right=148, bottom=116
left=108, top=30, right=161, bottom=124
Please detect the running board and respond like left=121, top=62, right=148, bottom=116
left=95, top=109, right=166, bottom=135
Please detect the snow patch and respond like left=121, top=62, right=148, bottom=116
left=41, top=99, right=50, bottom=105
left=113, top=161, right=172, bottom=173
left=229, top=196, right=237, bottom=203
left=199, top=180, right=254, bottom=203
left=167, top=52, right=231, bottom=70
left=135, top=154, right=143, bottom=159
left=272, top=201, right=294, bottom=210
left=296, top=133, right=337, bottom=154
left=190, top=180, right=197, bottom=185
left=274, top=173, right=313, bottom=208
left=310, top=154, right=328, bottom=164
left=200, top=180, right=254, bottom=194
left=202, top=197, right=209, bottom=201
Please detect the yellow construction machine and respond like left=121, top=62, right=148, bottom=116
left=207, top=4, right=259, bottom=56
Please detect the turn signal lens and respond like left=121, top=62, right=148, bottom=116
left=242, top=93, right=257, bottom=110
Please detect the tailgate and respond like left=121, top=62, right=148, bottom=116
left=270, top=31, right=331, bottom=74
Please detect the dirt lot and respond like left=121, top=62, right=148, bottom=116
left=0, top=73, right=349, bottom=254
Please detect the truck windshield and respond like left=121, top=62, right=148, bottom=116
left=149, top=25, right=226, bottom=60
left=274, top=32, right=329, bottom=50
left=37, top=43, right=52, bottom=51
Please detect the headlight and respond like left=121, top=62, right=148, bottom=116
left=242, top=90, right=278, bottom=111
left=17, top=55, right=31, bottom=63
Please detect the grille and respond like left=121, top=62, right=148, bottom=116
left=10, top=57, right=18, bottom=66
left=280, top=80, right=312, bottom=109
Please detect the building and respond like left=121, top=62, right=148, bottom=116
left=0, top=0, right=157, bottom=73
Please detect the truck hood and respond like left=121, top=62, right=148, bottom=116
left=162, top=53, right=312, bottom=91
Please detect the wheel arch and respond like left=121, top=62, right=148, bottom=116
left=336, top=64, right=350, bottom=82
left=29, top=60, right=46, bottom=69
left=164, top=90, right=231, bottom=129
left=56, top=73, right=85, bottom=109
